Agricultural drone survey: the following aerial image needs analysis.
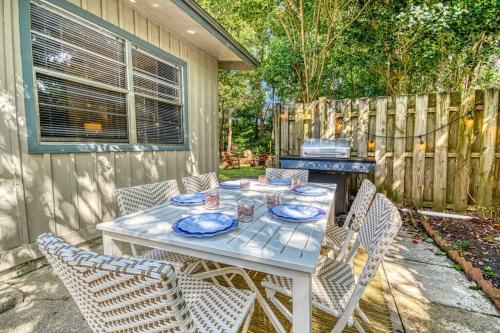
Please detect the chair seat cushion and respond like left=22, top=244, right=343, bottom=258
left=138, top=249, right=197, bottom=271
left=322, top=225, right=349, bottom=250
left=178, top=273, right=255, bottom=333
left=261, top=256, right=354, bottom=317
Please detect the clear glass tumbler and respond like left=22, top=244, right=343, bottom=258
left=237, top=199, right=254, bottom=223
left=266, top=192, right=281, bottom=212
left=291, top=178, right=302, bottom=189
left=240, top=179, right=251, bottom=190
left=205, top=190, right=219, bottom=210
left=258, top=175, right=268, bottom=185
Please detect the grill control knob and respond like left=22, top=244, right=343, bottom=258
left=314, top=163, right=320, bottom=168
left=326, top=163, right=333, bottom=169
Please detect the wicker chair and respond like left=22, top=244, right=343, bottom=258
left=323, top=179, right=377, bottom=260
left=261, top=194, right=402, bottom=333
left=182, top=172, right=218, bottom=193
left=265, top=168, right=309, bottom=183
left=115, top=180, right=199, bottom=273
left=37, top=233, right=256, bottom=333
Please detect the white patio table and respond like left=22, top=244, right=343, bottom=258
left=97, top=181, right=335, bottom=333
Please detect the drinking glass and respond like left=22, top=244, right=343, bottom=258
left=258, top=175, right=268, bottom=185
left=205, top=190, right=219, bottom=210
left=291, top=178, right=301, bottom=189
left=240, top=179, right=251, bottom=190
left=266, top=192, right=281, bottom=212
left=237, top=199, right=254, bottom=223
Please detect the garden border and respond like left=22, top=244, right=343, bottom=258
left=416, top=217, right=500, bottom=308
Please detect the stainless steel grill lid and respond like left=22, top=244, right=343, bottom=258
left=300, top=138, right=350, bottom=158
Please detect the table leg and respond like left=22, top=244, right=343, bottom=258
left=103, top=233, right=122, bottom=256
left=292, top=271, right=312, bottom=333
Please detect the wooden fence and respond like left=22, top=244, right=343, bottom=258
left=278, top=89, right=500, bottom=212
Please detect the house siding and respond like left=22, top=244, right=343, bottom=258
left=0, top=0, right=219, bottom=271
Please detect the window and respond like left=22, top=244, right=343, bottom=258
left=24, top=0, right=187, bottom=150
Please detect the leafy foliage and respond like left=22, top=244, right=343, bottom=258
left=198, top=0, right=499, bottom=151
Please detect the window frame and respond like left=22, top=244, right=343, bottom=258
left=20, top=0, right=189, bottom=153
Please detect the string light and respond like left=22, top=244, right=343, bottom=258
left=417, top=136, right=426, bottom=149
left=464, top=111, right=474, bottom=129
left=368, top=136, right=375, bottom=150
left=325, top=107, right=473, bottom=140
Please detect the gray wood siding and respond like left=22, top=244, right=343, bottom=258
left=0, top=0, right=219, bottom=271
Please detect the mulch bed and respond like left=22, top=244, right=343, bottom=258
left=400, top=208, right=500, bottom=307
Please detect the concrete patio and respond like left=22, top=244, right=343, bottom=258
left=0, top=224, right=498, bottom=333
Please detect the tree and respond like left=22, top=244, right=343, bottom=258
left=274, top=0, right=370, bottom=102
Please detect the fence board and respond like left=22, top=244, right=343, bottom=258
left=453, top=90, right=475, bottom=212
left=411, top=94, right=428, bottom=207
left=340, top=99, right=352, bottom=140
left=477, top=88, right=499, bottom=206
left=392, top=95, right=408, bottom=202
left=319, top=97, right=327, bottom=138
left=433, top=92, right=450, bottom=210
left=375, top=97, right=388, bottom=192
left=358, top=98, right=369, bottom=157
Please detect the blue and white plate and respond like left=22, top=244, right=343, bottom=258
left=171, top=193, right=205, bottom=205
left=173, top=213, right=237, bottom=237
left=271, top=204, right=326, bottom=222
left=268, top=178, right=292, bottom=186
left=219, top=180, right=241, bottom=189
left=292, top=185, right=328, bottom=196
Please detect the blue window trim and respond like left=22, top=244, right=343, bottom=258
left=19, top=0, right=190, bottom=153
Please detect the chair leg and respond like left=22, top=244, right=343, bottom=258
left=356, top=305, right=370, bottom=323
left=241, top=303, right=255, bottom=333
left=212, top=262, right=235, bottom=288
left=264, top=288, right=292, bottom=322
left=353, top=319, right=367, bottom=333
left=183, top=260, right=201, bottom=275
left=130, top=243, right=139, bottom=257
left=200, top=260, right=220, bottom=285
left=327, top=248, right=336, bottom=259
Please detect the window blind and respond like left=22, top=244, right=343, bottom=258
left=28, top=0, right=186, bottom=146
left=132, top=47, right=183, bottom=144
left=30, top=1, right=128, bottom=142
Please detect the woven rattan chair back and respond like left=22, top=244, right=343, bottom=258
left=265, top=168, right=309, bottom=183
left=344, top=179, right=376, bottom=231
left=354, top=193, right=402, bottom=285
left=37, top=233, right=196, bottom=333
left=182, top=172, right=218, bottom=193
left=116, top=180, right=179, bottom=216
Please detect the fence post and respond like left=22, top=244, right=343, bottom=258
left=411, top=94, right=428, bottom=208
left=477, top=88, right=499, bottom=207
left=375, top=97, right=388, bottom=192
left=392, top=95, right=408, bottom=202
left=453, top=90, right=475, bottom=212
left=433, top=92, right=451, bottom=211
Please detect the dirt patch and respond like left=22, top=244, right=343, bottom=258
left=401, top=209, right=500, bottom=289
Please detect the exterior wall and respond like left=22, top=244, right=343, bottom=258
left=0, top=0, right=219, bottom=271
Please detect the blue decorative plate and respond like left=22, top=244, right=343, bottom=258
left=268, top=178, right=292, bottom=186
left=173, top=213, right=238, bottom=237
left=292, top=185, right=328, bottom=196
left=171, top=193, right=205, bottom=205
left=219, top=180, right=241, bottom=189
left=271, top=204, right=326, bottom=222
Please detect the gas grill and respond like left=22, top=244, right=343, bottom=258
left=280, top=139, right=375, bottom=216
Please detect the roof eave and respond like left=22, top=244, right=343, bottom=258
left=172, top=0, right=259, bottom=69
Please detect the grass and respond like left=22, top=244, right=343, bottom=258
left=219, top=164, right=265, bottom=181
